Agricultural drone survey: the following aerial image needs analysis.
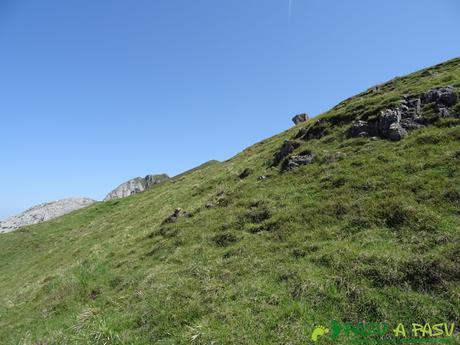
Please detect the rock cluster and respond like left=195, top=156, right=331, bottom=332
left=272, top=141, right=316, bottom=172
left=0, top=198, right=96, bottom=233
left=272, top=140, right=301, bottom=166
left=205, top=191, right=229, bottom=209
left=281, top=150, right=316, bottom=172
left=349, top=86, right=458, bottom=141
left=163, top=208, right=189, bottom=224
left=104, top=174, right=169, bottom=201
left=292, top=113, right=309, bottom=125
left=294, top=119, right=331, bottom=140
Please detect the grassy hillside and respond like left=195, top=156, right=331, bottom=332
left=1, top=58, right=460, bottom=345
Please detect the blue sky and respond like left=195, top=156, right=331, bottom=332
left=1, top=0, right=459, bottom=219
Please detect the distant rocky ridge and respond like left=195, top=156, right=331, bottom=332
left=0, top=198, right=96, bottom=234
left=104, top=174, right=169, bottom=201
left=0, top=172, right=170, bottom=233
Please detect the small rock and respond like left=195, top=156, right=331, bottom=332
left=293, top=127, right=308, bottom=139
left=163, top=208, right=189, bottom=224
left=349, top=120, right=370, bottom=137
left=257, top=175, right=268, bottom=181
left=300, top=119, right=330, bottom=140
left=281, top=151, right=315, bottom=172
left=370, top=86, right=382, bottom=94
left=292, top=113, right=309, bottom=125
left=388, top=123, right=407, bottom=141
left=205, top=192, right=229, bottom=209
left=272, top=140, right=301, bottom=166
left=238, top=168, right=252, bottom=179
left=438, top=107, right=450, bottom=117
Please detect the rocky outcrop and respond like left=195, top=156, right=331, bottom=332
left=104, top=174, right=169, bottom=201
left=0, top=198, right=96, bottom=234
left=163, top=208, right=189, bottom=224
left=349, top=86, right=459, bottom=141
left=281, top=150, right=316, bottom=172
left=421, top=86, right=458, bottom=107
left=272, top=141, right=316, bottom=172
left=272, top=140, right=301, bottom=166
left=294, top=119, right=331, bottom=140
left=292, top=113, right=309, bottom=125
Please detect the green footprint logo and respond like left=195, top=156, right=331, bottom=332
left=311, top=325, right=330, bottom=342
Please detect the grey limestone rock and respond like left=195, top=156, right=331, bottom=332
left=421, top=86, right=457, bottom=107
left=378, top=108, right=402, bottom=137
left=0, top=198, right=96, bottom=234
left=281, top=150, right=316, bottom=172
left=292, top=113, right=309, bottom=125
left=272, top=140, right=301, bottom=166
left=388, top=123, right=408, bottom=141
left=349, top=120, right=370, bottom=137
left=349, top=86, right=458, bottom=141
left=104, top=174, right=169, bottom=201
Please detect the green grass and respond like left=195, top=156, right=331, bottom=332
left=1, top=58, right=460, bottom=345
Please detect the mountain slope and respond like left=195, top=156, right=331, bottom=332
left=0, top=58, right=459, bottom=345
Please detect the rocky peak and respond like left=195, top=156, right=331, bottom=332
left=104, top=174, right=169, bottom=201
left=0, top=198, right=96, bottom=234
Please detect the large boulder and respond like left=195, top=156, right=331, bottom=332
left=292, top=113, right=309, bottom=125
left=0, top=198, right=96, bottom=234
left=104, top=174, right=169, bottom=201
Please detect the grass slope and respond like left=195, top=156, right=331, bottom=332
left=1, top=58, right=460, bottom=345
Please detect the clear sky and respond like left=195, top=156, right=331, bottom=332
left=1, top=0, right=459, bottom=219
